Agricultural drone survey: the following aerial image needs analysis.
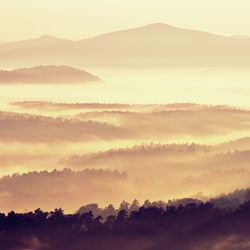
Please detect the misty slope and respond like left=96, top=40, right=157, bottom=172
left=0, top=65, right=101, bottom=83
left=0, top=169, right=128, bottom=212
left=75, top=107, right=250, bottom=139
left=61, top=143, right=250, bottom=201
left=0, top=111, right=131, bottom=142
left=62, top=143, right=250, bottom=173
left=1, top=23, right=250, bottom=67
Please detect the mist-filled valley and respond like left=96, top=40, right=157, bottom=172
left=2, top=68, right=250, bottom=106
left=1, top=87, right=250, bottom=212
left=2, top=13, right=250, bottom=249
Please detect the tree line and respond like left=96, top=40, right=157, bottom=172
left=1, top=200, right=250, bottom=249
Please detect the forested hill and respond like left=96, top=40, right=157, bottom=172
left=1, top=201, right=250, bottom=250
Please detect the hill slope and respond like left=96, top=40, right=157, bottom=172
left=0, top=65, right=101, bottom=83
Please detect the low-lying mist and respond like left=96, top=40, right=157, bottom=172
left=0, top=103, right=250, bottom=211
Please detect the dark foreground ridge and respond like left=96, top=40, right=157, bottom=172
left=1, top=201, right=250, bottom=250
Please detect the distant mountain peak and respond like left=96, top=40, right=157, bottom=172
left=1, top=23, right=250, bottom=68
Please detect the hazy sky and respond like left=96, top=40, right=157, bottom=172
left=1, top=0, right=250, bottom=41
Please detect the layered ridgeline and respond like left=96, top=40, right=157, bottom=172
left=0, top=65, right=101, bottom=84
left=1, top=104, right=250, bottom=209
left=1, top=23, right=250, bottom=67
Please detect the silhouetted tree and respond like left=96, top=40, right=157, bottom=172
left=119, top=201, right=130, bottom=211
left=129, top=199, right=140, bottom=212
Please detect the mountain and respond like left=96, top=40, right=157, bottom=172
left=1, top=23, right=250, bottom=67
left=0, top=65, right=101, bottom=83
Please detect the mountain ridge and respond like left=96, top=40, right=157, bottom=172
left=1, top=23, right=247, bottom=43
left=1, top=23, right=250, bottom=67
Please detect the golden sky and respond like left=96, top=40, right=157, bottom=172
left=1, top=0, right=250, bottom=41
